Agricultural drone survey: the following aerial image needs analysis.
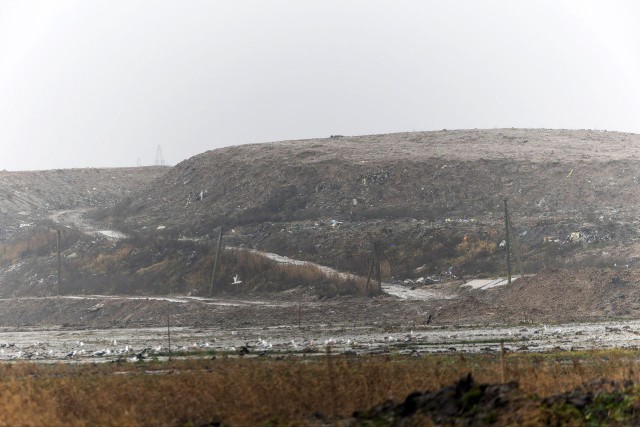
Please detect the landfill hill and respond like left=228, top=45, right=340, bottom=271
left=4, top=130, right=640, bottom=325
left=115, top=128, right=640, bottom=279
left=0, top=167, right=167, bottom=242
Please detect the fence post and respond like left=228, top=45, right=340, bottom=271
left=167, top=315, right=172, bottom=361
left=500, top=340, right=505, bottom=383
left=326, top=344, right=338, bottom=420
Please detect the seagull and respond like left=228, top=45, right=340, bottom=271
left=232, top=275, right=242, bottom=285
left=258, top=338, right=272, bottom=349
left=117, top=345, right=130, bottom=354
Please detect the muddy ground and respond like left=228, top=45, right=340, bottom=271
left=2, top=272, right=640, bottom=363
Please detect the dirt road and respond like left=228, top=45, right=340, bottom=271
left=49, top=208, right=127, bottom=240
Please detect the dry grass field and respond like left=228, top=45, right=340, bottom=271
left=0, top=349, right=638, bottom=425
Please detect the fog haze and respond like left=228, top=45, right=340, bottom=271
left=1, top=1, right=640, bottom=170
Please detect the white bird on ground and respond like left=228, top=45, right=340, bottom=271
left=257, top=338, right=272, bottom=349
left=117, top=345, right=131, bottom=354
left=232, top=275, right=242, bottom=285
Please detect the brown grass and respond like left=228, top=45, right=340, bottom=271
left=88, top=244, right=133, bottom=273
left=455, top=237, right=497, bottom=258
left=0, top=230, right=56, bottom=265
left=0, top=350, right=636, bottom=425
left=195, top=249, right=370, bottom=296
left=0, top=227, right=85, bottom=267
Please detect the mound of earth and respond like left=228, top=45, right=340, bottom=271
left=353, top=374, right=529, bottom=425
left=436, top=268, right=640, bottom=324
left=353, top=374, right=637, bottom=426
left=114, top=129, right=640, bottom=279
left=124, top=129, right=640, bottom=230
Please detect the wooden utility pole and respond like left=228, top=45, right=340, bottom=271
left=504, top=199, right=512, bottom=285
left=56, top=229, right=61, bottom=295
left=500, top=340, right=506, bottom=383
left=209, top=227, right=224, bottom=297
left=374, top=242, right=382, bottom=293
left=365, top=241, right=382, bottom=294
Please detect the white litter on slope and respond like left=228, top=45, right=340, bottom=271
left=381, top=283, right=455, bottom=300
left=463, top=276, right=522, bottom=290
left=97, top=230, right=128, bottom=239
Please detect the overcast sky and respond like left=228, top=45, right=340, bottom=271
left=1, top=1, right=640, bottom=170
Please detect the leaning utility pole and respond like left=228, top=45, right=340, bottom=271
left=503, top=198, right=512, bottom=285
left=365, top=252, right=375, bottom=294
left=209, top=227, right=224, bottom=297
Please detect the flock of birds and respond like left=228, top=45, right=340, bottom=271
left=0, top=338, right=218, bottom=361
left=0, top=321, right=636, bottom=361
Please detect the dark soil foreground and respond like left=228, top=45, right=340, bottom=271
left=0, top=293, right=436, bottom=329
left=354, top=374, right=637, bottom=426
